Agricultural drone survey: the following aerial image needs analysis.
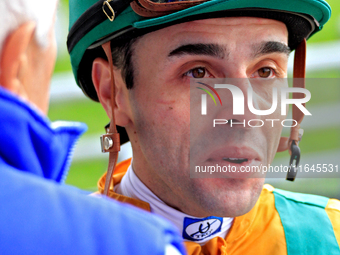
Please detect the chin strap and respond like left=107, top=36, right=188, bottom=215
left=101, top=41, right=121, bottom=196
left=277, top=39, right=307, bottom=181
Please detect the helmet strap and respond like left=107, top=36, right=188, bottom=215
left=277, top=39, right=306, bottom=181
left=101, top=41, right=121, bottom=196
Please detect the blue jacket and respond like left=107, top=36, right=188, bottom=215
left=0, top=87, right=185, bottom=255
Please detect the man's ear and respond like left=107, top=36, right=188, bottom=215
left=0, top=22, right=36, bottom=96
left=92, top=57, right=131, bottom=127
left=92, top=57, right=112, bottom=115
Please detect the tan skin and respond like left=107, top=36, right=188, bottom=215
left=0, top=20, right=57, bottom=114
left=93, top=17, right=289, bottom=217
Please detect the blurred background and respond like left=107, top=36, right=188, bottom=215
left=50, top=0, right=340, bottom=198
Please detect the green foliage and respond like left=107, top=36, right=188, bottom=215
left=275, top=127, right=340, bottom=159
left=54, top=55, right=72, bottom=73
left=305, top=78, right=340, bottom=105
left=49, top=99, right=109, bottom=135
left=309, top=0, right=340, bottom=43
left=64, top=159, right=108, bottom=191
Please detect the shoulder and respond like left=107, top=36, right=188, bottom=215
left=261, top=184, right=340, bottom=253
left=261, top=184, right=337, bottom=210
left=325, top=198, right=340, bottom=249
left=261, top=184, right=339, bottom=223
left=0, top=167, right=184, bottom=255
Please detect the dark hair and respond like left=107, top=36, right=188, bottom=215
left=110, top=37, right=139, bottom=90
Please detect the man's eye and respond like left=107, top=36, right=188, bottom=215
left=184, top=67, right=208, bottom=78
left=256, top=67, right=275, bottom=78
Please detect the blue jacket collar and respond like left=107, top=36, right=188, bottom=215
left=0, top=86, right=87, bottom=183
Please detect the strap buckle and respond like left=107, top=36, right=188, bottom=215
left=286, top=140, right=301, bottom=181
left=103, top=0, right=115, bottom=21
left=100, top=133, right=120, bottom=153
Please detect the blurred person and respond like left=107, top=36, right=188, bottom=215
left=0, top=1, right=185, bottom=254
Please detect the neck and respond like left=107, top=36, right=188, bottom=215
left=116, top=162, right=234, bottom=245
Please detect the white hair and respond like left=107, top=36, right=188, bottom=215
left=0, top=0, right=58, bottom=54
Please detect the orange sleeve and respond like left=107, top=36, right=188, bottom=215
left=326, top=199, right=340, bottom=247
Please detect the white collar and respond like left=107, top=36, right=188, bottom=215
left=115, top=161, right=234, bottom=245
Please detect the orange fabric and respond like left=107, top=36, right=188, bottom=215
left=184, top=185, right=287, bottom=255
left=185, top=237, right=228, bottom=255
left=97, top=159, right=288, bottom=255
left=97, top=158, right=151, bottom=211
left=326, top=199, right=340, bottom=247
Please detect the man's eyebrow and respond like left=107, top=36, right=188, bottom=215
left=168, top=43, right=227, bottom=59
left=253, top=41, right=291, bottom=57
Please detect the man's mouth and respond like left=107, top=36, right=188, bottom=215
left=202, top=145, right=263, bottom=166
left=223, top=158, right=248, bottom=164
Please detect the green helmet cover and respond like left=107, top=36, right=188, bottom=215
left=68, top=0, right=331, bottom=98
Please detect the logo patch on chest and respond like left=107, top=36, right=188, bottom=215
left=183, top=216, right=223, bottom=241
